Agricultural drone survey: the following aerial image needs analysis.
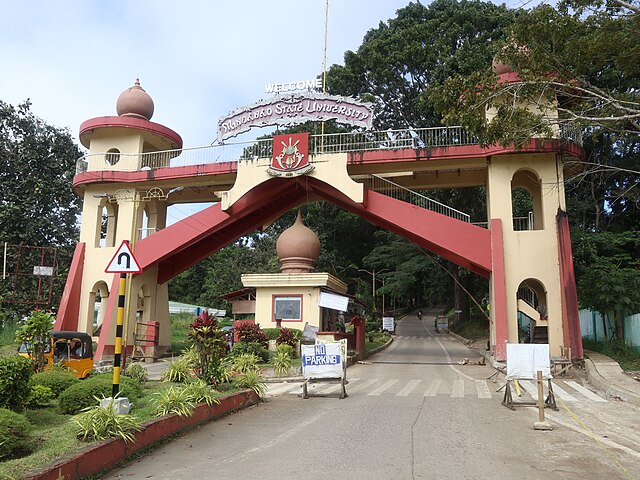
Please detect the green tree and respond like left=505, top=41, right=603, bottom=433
left=0, top=100, right=82, bottom=312
left=431, top=2, right=640, bottom=144
left=327, top=0, right=517, bottom=129
left=15, top=310, right=54, bottom=372
left=0, top=101, right=81, bottom=245
left=572, top=230, right=640, bottom=339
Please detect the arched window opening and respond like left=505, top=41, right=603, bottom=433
left=95, top=200, right=118, bottom=248
left=89, top=281, right=109, bottom=336
left=511, top=170, right=543, bottom=231
left=516, top=278, right=548, bottom=343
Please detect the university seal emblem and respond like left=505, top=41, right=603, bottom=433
left=268, top=133, right=313, bottom=177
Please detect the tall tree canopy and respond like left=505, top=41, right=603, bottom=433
left=326, top=0, right=517, bottom=129
left=0, top=100, right=82, bottom=313
left=431, top=0, right=640, bottom=142
left=0, top=100, right=81, bottom=246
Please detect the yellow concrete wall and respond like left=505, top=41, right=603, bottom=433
left=253, top=286, right=321, bottom=330
left=487, top=153, right=566, bottom=355
left=222, top=152, right=363, bottom=210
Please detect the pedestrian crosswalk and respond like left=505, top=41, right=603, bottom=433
left=266, top=377, right=608, bottom=404
left=394, top=335, right=437, bottom=340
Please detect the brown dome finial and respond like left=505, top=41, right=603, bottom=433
left=276, top=210, right=321, bottom=273
left=116, top=78, right=154, bottom=120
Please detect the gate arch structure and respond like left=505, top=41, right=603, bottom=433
left=56, top=82, right=584, bottom=362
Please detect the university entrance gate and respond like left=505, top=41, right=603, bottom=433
left=55, top=82, right=583, bottom=363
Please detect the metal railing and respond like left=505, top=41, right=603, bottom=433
left=354, top=174, right=471, bottom=223
left=518, top=285, right=538, bottom=310
left=513, top=212, right=534, bottom=231
left=309, top=126, right=478, bottom=154
left=75, top=125, right=582, bottom=174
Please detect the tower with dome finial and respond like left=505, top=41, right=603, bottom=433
left=56, top=79, right=183, bottom=360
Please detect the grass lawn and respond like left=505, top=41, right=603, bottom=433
left=0, top=380, right=240, bottom=479
left=365, top=332, right=391, bottom=352
left=449, top=315, right=489, bottom=341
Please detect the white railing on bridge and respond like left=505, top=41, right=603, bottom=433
left=354, top=174, right=471, bottom=223
left=76, top=125, right=582, bottom=174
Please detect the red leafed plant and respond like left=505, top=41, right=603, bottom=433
left=235, top=323, right=268, bottom=346
left=191, top=310, right=218, bottom=329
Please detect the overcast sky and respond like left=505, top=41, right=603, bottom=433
left=0, top=0, right=536, bottom=149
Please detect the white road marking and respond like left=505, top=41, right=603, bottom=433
left=318, top=377, right=360, bottom=394
left=396, top=379, right=422, bottom=397
left=368, top=379, right=399, bottom=396
left=348, top=378, right=379, bottom=393
left=451, top=379, right=465, bottom=397
left=552, top=382, right=578, bottom=402
left=475, top=380, right=492, bottom=399
left=267, top=383, right=301, bottom=396
left=565, top=380, right=608, bottom=402
left=424, top=379, right=443, bottom=397
left=519, top=380, right=539, bottom=401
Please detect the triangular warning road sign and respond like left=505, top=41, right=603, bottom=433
left=105, top=240, right=143, bottom=274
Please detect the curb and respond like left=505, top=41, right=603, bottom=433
left=584, top=356, right=640, bottom=408
left=448, top=330, right=505, bottom=371
left=23, top=389, right=260, bottom=480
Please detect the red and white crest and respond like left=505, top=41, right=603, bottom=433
left=268, top=133, right=313, bottom=177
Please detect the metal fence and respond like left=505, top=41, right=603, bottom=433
left=354, top=174, right=471, bottom=222
left=75, top=125, right=582, bottom=174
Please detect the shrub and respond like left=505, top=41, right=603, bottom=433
left=262, top=328, right=281, bottom=340
left=235, top=323, right=268, bottom=346
left=0, top=355, right=33, bottom=410
left=30, top=370, right=79, bottom=398
left=272, top=351, right=293, bottom=377
left=233, top=371, right=266, bottom=398
left=0, top=408, right=32, bottom=459
left=24, top=385, right=55, bottom=408
left=275, top=343, right=295, bottom=358
left=152, top=386, right=195, bottom=418
left=230, top=354, right=260, bottom=374
left=59, top=375, right=142, bottom=415
left=161, top=357, right=195, bottom=383
left=183, top=379, right=220, bottom=407
left=276, top=328, right=298, bottom=349
left=189, top=313, right=226, bottom=385
left=124, top=363, right=149, bottom=385
left=74, top=398, right=142, bottom=443
left=231, top=341, right=269, bottom=362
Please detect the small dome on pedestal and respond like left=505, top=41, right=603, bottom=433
left=116, top=78, right=154, bottom=120
left=276, top=210, right=321, bottom=273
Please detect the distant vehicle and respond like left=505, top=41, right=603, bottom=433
left=19, top=331, right=94, bottom=379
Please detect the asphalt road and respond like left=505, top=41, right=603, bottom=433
left=104, top=312, right=640, bottom=479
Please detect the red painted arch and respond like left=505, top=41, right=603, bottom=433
left=133, top=177, right=492, bottom=283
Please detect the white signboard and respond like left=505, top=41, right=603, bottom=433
left=318, top=291, right=349, bottom=312
left=506, top=343, right=551, bottom=380
left=382, top=316, right=395, bottom=332
left=217, top=92, right=374, bottom=142
left=33, top=266, right=54, bottom=276
left=302, top=342, right=343, bottom=379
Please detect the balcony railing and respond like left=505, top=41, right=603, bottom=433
left=76, top=125, right=583, bottom=174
